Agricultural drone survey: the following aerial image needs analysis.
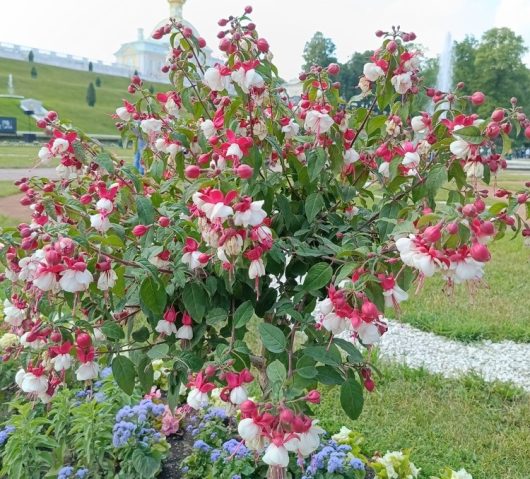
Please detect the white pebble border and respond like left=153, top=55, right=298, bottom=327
left=376, top=321, right=530, bottom=392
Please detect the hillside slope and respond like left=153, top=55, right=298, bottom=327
left=0, top=58, right=166, bottom=134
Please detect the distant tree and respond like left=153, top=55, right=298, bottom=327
left=453, top=29, right=530, bottom=115
left=302, top=32, right=337, bottom=71
left=30, top=66, right=38, bottom=78
left=148, top=84, right=155, bottom=94
left=338, top=50, right=372, bottom=101
left=95, top=77, right=102, bottom=87
left=86, top=82, right=96, bottom=107
left=28, top=50, right=34, bottom=63
left=88, top=61, right=93, bottom=72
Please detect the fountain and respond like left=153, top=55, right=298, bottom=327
left=7, top=74, right=14, bottom=96
left=436, top=33, right=453, bottom=93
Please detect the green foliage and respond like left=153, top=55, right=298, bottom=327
left=95, top=77, right=102, bottom=87
left=302, top=31, right=338, bottom=71
left=28, top=50, right=34, bottom=63
left=86, top=82, right=96, bottom=107
left=30, top=66, right=37, bottom=78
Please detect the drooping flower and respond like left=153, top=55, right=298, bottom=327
left=233, top=197, right=267, bottom=227
left=391, top=71, right=413, bottom=94
left=203, top=65, right=231, bottom=92
left=363, top=62, right=384, bottom=82
left=231, top=60, right=265, bottom=93
left=59, top=259, right=93, bottom=293
left=304, top=110, right=334, bottom=135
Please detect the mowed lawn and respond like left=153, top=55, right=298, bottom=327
left=0, top=144, right=134, bottom=168
left=317, top=364, right=530, bottom=479
left=0, top=57, right=166, bottom=134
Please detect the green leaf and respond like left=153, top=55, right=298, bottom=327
left=305, top=345, right=342, bottom=366
left=333, top=338, right=364, bottom=362
left=296, top=355, right=318, bottom=379
left=94, top=152, right=115, bottom=173
left=305, top=192, right=325, bottom=222
left=453, top=126, right=483, bottom=144
left=340, top=378, right=364, bottom=420
left=132, top=449, right=161, bottom=478
left=425, top=164, right=447, bottom=199
left=266, top=360, right=287, bottom=384
left=234, top=301, right=254, bottom=329
left=303, top=262, right=332, bottom=291
left=206, top=308, right=228, bottom=326
left=258, top=323, right=286, bottom=353
left=308, top=148, right=327, bottom=183
left=112, top=355, right=136, bottom=395
left=139, top=277, right=167, bottom=317
left=137, top=355, right=154, bottom=393
left=132, top=326, right=150, bottom=342
left=136, top=196, right=155, bottom=225
left=147, top=343, right=169, bottom=360
left=183, top=282, right=208, bottom=322
left=101, top=321, right=125, bottom=341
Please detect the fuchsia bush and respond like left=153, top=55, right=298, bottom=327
left=1, top=6, right=530, bottom=478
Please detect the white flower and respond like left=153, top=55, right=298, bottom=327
left=3, top=299, right=25, bottom=327
left=229, top=386, right=248, bottom=405
left=262, top=443, right=289, bottom=467
left=452, top=469, right=473, bottom=479
left=115, top=106, right=131, bottom=121
left=165, top=97, right=180, bottom=117
left=331, top=426, right=353, bottom=443
left=304, top=110, right=334, bottom=134
left=249, top=259, right=265, bottom=279
left=281, top=119, right=300, bottom=139
left=76, top=361, right=99, bottom=381
left=402, top=151, right=420, bottom=168
left=203, top=67, right=230, bottom=92
left=383, top=284, right=409, bottom=308
left=356, top=322, right=382, bottom=345
left=187, top=388, right=209, bottom=409
left=201, top=202, right=234, bottom=221
left=59, top=268, right=93, bottom=293
left=38, top=147, right=53, bottom=164
left=285, top=420, right=325, bottom=456
left=21, top=372, right=48, bottom=394
left=238, top=418, right=261, bottom=444
left=234, top=200, right=267, bottom=227
left=226, top=142, right=244, bottom=159
left=253, top=120, right=268, bottom=140
left=378, top=162, right=390, bottom=178
left=56, top=164, right=78, bottom=180
left=96, top=198, right=113, bottom=213
left=140, top=118, right=163, bottom=134
left=411, top=116, right=427, bottom=133
left=450, top=139, right=471, bottom=159
left=155, top=319, right=177, bottom=336
left=51, top=138, right=69, bottom=155
left=51, top=353, right=72, bottom=372
left=450, top=258, right=485, bottom=284
left=176, top=325, right=193, bottom=340
left=358, top=76, right=371, bottom=94
left=200, top=119, right=216, bottom=138
left=231, top=67, right=264, bottom=93
left=33, top=271, right=58, bottom=291
left=15, top=369, right=26, bottom=387
left=363, top=63, right=384, bottom=82
left=20, top=332, right=46, bottom=349
left=18, top=250, right=44, bottom=281
left=97, top=269, right=118, bottom=291
left=391, top=72, right=413, bottom=94
left=322, top=313, right=349, bottom=335
left=464, top=161, right=484, bottom=179
left=182, top=251, right=203, bottom=270
left=343, top=148, right=360, bottom=165
left=90, top=213, right=111, bottom=233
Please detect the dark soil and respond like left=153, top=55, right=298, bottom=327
left=158, top=429, right=194, bottom=479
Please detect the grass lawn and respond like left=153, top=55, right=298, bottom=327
left=0, top=143, right=133, bottom=168
left=0, top=58, right=166, bottom=134
left=318, top=364, right=530, bottom=479
left=0, top=181, right=20, bottom=197
left=394, top=235, right=530, bottom=342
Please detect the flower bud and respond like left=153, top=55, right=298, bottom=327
left=76, top=332, right=92, bottom=349
left=364, top=378, right=375, bottom=392
left=361, top=301, right=379, bottom=321
left=197, top=37, right=206, bottom=48
left=305, top=390, right=321, bottom=404
left=236, top=164, right=253, bottom=179
left=470, top=91, right=485, bottom=106
left=470, top=243, right=491, bottom=263
left=386, top=40, right=397, bottom=53
left=423, top=224, right=442, bottom=243
left=158, top=216, right=170, bottom=227
left=185, top=165, right=201, bottom=179
left=474, top=198, right=486, bottom=213
left=491, top=109, right=504, bottom=122
left=279, top=408, right=294, bottom=423
left=204, top=364, right=217, bottom=377
left=525, top=126, right=530, bottom=139
left=462, top=204, right=477, bottom=217
left=132, top=224, right=149, bottom=237
left=327, top=63, right=340, bottom=75
left=256, top=38, right=269, bottom=53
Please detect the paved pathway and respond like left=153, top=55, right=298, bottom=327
left=378, top=320, right=530, bottom=391
left=0, top=168, right=57, bottom=181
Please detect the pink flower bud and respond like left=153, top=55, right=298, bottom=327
left=470, top=243, right=491, bottom=262
left=197, top=37, right=206, bottom=48
left=480, top=221, right=495, bottom=236
left=158, top=216, right=170, bottom=227
left=236, top=164, right=253, bottom=179
left=462, top=204, right=477, bottom=217
left=361, top=301, right=379, bottom=321
left=474, top=198, right=486, bottom=213
left=491, top=109, right=504, bottom=122
left=327, top=63, right=340, bottom=75
left=185, top=165, right=201, bottom=179
left=305, top=390, right=321, bottom=404
left=470, top=91, right=485, bottom=106
left=204, top=365, right=217, bottom=377
left=364, top=378, right=375, bottom=392
left=525, top=126, right=530, bottom=139
left=386, top=40, right=397, bottom=53
left=423, top=224, right=442, bottom=243
left=80, top=194, right=92, bottom=205
left=256, top=38, right=269, bottom=53
left=132, top=225, right=149, bottom=237
left=279, top=408, right=295, bottom=423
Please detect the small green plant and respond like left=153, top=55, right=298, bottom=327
left=30, top=66, right=37, bottom=78
left=86, top=82, right=96, bottom=107
left=95, top=77, right=102, bottom=87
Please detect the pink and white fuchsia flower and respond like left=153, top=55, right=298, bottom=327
left=233, top=197, right=267, bottom=227
left=186, top=372, right=216, bottom=410
left=3, top=297, right=26, bottom=327
left=231, top=60, right=265, bottom=93
left=59, top=258, right=93, bottom=293
left=378, top=275, right=409, bottom=308
left=50, top=342, right=73, bottom=372
left=176, top=313, right=193, bottom=340
left=363, top=62, right=385, bottom=82
left=304, top=109, right=334, bottom=135
left=155, top=306, right=178, bottom=336
left=203, top=65, right=231, bottom=92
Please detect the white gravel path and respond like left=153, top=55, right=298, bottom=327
left=377, top=320, right=530, bottom=391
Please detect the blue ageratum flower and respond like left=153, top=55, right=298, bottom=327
left=58, top=466, right=74, bottom=479
left=0, top=426, right=15, bottom=446
left=76, top=468, right=89, bottom=478
left=193, top=440, right=211, bottom=452
left=350, top=458, right=365, bottom=470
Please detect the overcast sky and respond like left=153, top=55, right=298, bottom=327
left=1, top=0, right=529, bottom=79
